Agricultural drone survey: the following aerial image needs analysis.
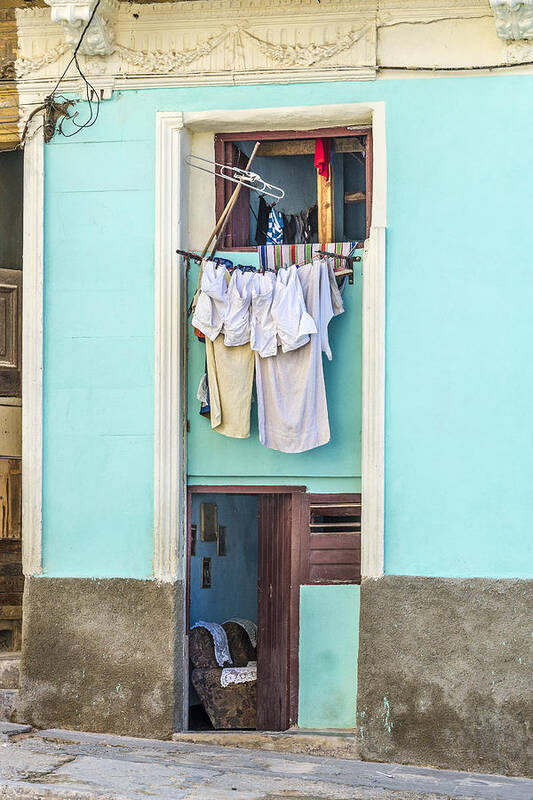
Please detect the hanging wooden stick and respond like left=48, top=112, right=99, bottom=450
left=201, top=141, right=260, bottom=259
left=189, top=141, right=261, bottom=317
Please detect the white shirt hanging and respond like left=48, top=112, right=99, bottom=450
left=271, top=264, right=317, bottom=353
left=250, top=271, right=277, bottom=358
left=223, top=269, right=254, bottom=347
left=191, top=260, right=228, bottom=342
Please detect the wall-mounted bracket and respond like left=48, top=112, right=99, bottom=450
left=44, top=0, right=119, bottom=56
left=490, top=0, right=533, bottom=40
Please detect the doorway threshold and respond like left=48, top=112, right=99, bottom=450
left=172, top=729, right=360, bottom=759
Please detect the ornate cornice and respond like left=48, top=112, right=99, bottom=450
left=13, top=0, right=533, bottom=91
left=490, top=0, right=533, bottom=39
left=16, top=3, right=378, bottom=84
left=44, top=0, right=119, bottom=55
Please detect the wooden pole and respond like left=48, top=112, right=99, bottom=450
left=201, top=141, right=260, bottom=259
left=317, top=168, right=334, bottom=243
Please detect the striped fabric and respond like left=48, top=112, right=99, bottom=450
left=258, top=241, right=359, bottom=271
left=266, top=207, right=284, bottom=244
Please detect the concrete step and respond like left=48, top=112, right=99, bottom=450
left=172, top=729, right=361, bottom=759
left=0, top=688, right=18, bottom=722
left=0, top=653, right=20, bottom=689
left=0, top=721, right=30, bottom=738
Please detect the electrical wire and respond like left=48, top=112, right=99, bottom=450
left=2, top=0, right=105, bottom=150
left=45, top=0, right=104, bottom=137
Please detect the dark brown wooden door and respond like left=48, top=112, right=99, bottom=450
left=0, top=268, right=21, bottom=397
left=257, top=493, right=293, bottom=731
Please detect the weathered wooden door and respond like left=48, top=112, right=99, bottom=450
left=0, top=267, right=22, bottom=651
left=257, top=492, right=303, bottom=731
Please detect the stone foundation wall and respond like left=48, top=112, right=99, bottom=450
left=17, top=577, right=185, bottom=739
left=357, top=576, right=533, bottom=777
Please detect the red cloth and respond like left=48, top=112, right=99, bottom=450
left=314, top=138, right=331, bottom=180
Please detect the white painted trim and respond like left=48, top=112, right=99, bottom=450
left=153, top=101, right=386, bottom=582
left=361, top=226, right=386, bottom=578
left=153, top=112, right=190, bottom=582
left=22, top=117, right=44, bottom=577
left=16, top=69, right=377, bottom=98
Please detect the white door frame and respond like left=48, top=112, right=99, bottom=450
left=22, top=116, right=44, bottom=577
left=153, top=101, right=387, bottom=585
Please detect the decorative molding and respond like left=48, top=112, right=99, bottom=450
left=240, top=26, right=372, bottom=68
left=506, top=38, right=533, bottom=58
left=16, top=0, right=533, bottom=86
left=44, top=0, right=119, bottom=55
left=22, top=116, right=44, bottom=578
left=0, top=59, right=16, bottom=79
left=117, top=24, right=373, bottom=75
left=17, top=42, right=69, bottom=78
left=490, top=0, right=533, bottom=40
left=16, top=2, right=377, bottom=85
left=117, top=29, right=230, bottom=74
left=153, top=112, right=189, bottom=584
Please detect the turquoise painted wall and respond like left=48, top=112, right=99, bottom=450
left=189, top=493, right=258, bottom=625
left=42, top=74, right=533, bottom=579
left=298, top=584, right=359, bottom=729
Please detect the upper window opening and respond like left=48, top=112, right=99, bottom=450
left=214, top=128, right=372, bottom=251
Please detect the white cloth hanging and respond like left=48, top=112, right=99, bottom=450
left=191, top=621, right=233, bottom=666
left=250, top=271, right=277, bottom=358
left=223, top=269, right=254, bottom=347
left=270, top=264, right=317, bottom=353
left=255, top=259, right=343, bottom=453
left=196, top=372, right=208, bottom=404
left=191, top=261, right=228, bottom=342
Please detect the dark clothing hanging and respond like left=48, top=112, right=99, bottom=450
left=255, top=196, right=271, bottom=245
left=282, top=214, right=297, bottom=244
left=305, top=205, right=318, bottom=242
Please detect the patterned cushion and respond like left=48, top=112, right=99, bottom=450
left=189, top=626, right=221, bottom=669
left=191, top=667, right=256, bottom=729
left=223, top=621, right=256, bottom=667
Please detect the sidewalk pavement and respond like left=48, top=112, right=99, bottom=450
left=0, top=724, right=532, bottom=800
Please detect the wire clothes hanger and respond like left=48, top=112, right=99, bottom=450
left=185, top=154, right=285, bottom=202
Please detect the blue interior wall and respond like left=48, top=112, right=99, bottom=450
left=41, top=74, right=533, bottom=579
left=189, top=494, right=258, bottom=625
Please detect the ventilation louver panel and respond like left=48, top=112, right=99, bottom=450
left=301, top=494, right=361, bottom=584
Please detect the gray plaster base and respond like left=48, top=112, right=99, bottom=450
left=357, top=576, right=533, bottom=778
left=17, top=578, right=184, bottom=739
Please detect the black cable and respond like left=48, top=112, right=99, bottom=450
left=49, top=0, right=102, bottom=98
left=44, top=0, right=103, bottom=139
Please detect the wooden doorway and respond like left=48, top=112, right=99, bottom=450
left=0, top=151, right=23, bottom=657
left=187, top=486, right=304, bottom=731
